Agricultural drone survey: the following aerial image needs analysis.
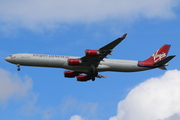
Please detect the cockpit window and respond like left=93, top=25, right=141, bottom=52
left=9, top=55, right=15, bottom=59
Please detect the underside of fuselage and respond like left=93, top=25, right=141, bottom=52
left=5, top=54, right=153, bottom=73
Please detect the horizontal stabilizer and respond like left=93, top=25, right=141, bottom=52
left=154, top=55, right=176, bottom=66
left=158, top=66, right=167, bottom=70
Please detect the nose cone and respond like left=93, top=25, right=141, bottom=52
left=5, top=56, right=10, bottom=62
left=5, top=55, right=16, bottom=64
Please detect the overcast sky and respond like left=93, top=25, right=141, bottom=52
left=0, top=0, right=180, bottom=120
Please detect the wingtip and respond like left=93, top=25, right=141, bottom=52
left=122, top=33, right=127, bottom=38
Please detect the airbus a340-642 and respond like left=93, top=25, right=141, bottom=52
left=5, top=34, right=175, bottom=82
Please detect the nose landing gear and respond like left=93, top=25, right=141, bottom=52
left=17, top=64, right=20, bottom=71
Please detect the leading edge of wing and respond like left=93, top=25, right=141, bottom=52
left=99, top=33, right=127, bottom=51
left=80, top=33, right=127, bottom=66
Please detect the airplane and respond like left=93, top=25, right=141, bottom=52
left=5, top=33, right=175, bottom=82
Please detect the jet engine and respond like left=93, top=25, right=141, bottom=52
left=85, top=49, right=100, bottom=56
left=68, top=59, right=81, bottom=66
left=64, top=71, right=78, bottom=78
left=77, top=75, right=90, bottom=82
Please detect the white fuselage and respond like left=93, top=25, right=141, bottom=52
left=5, top=53, right=152, bottom=73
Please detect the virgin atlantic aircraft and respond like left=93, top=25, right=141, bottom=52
left=5, top=34, right=175, bottom=81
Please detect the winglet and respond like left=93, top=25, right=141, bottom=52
left=122, top=33, right=127, bottom=38
left=99, top=33, right=127, bottom=51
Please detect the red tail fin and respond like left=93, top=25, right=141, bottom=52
left=138, top=45, right=171, bottom=67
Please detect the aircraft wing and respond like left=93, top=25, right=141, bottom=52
left=99, top=33, right=127, bottom=51
left=80, top=33, right=127, bottom=67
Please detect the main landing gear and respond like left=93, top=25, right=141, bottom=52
left=90, top=71, right=98, bottom=81
left=90, top=64, right=98, bottom=81
left=17, top=64, right=20, bottom=71
left=91, top=76, right=95, bottom=81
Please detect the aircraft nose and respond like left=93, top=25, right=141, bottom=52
left=5, top=56, right=11, bottom=62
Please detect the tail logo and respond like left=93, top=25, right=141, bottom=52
left=152, top=49, right=166, bottom=63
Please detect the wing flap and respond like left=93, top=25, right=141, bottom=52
left=97, top=74, right=108, bottom=78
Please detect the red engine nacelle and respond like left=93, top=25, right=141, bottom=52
left=68, top=59, right=81, bottom=66
left=85, top=49, right=100, bottom=56
left=77, top=75, right=90, bottom=82
left=64, top=71, right=78, bottom=78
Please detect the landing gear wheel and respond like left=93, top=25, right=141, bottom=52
left=17, top=64, right=20, bottom=71
left=17, top=67, right=20, bottom=71
left=90, top=64, right=97, bottom=81
left=91, top=77, right=95, bottom=81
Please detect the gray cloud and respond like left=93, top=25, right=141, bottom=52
left=0, top=68, right=33, bottom=104
left=0, top=68, right=49, bottom=118
left=0, top=0, right=179, bottom=31
left=163, top=113, right=180, bottom=120
left=109, top=70, right=180, bottom=120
